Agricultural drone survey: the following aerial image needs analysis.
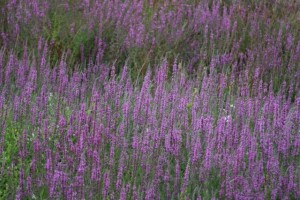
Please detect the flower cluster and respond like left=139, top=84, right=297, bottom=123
left=0, top=0, right=300, bottom=199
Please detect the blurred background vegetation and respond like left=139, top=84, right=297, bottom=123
left=0, top=0, right=300, bottom=80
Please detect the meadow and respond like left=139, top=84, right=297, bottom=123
left=0, top=0, right=300, bottom=199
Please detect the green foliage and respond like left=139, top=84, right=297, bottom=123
left=201, top=168, right=221, bottom=199
left=0, top=117, right=23, bottom=199
left=70, top=28, right=96, bottom=64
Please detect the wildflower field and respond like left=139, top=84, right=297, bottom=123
left=0, top=0, right=300, bottom=199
